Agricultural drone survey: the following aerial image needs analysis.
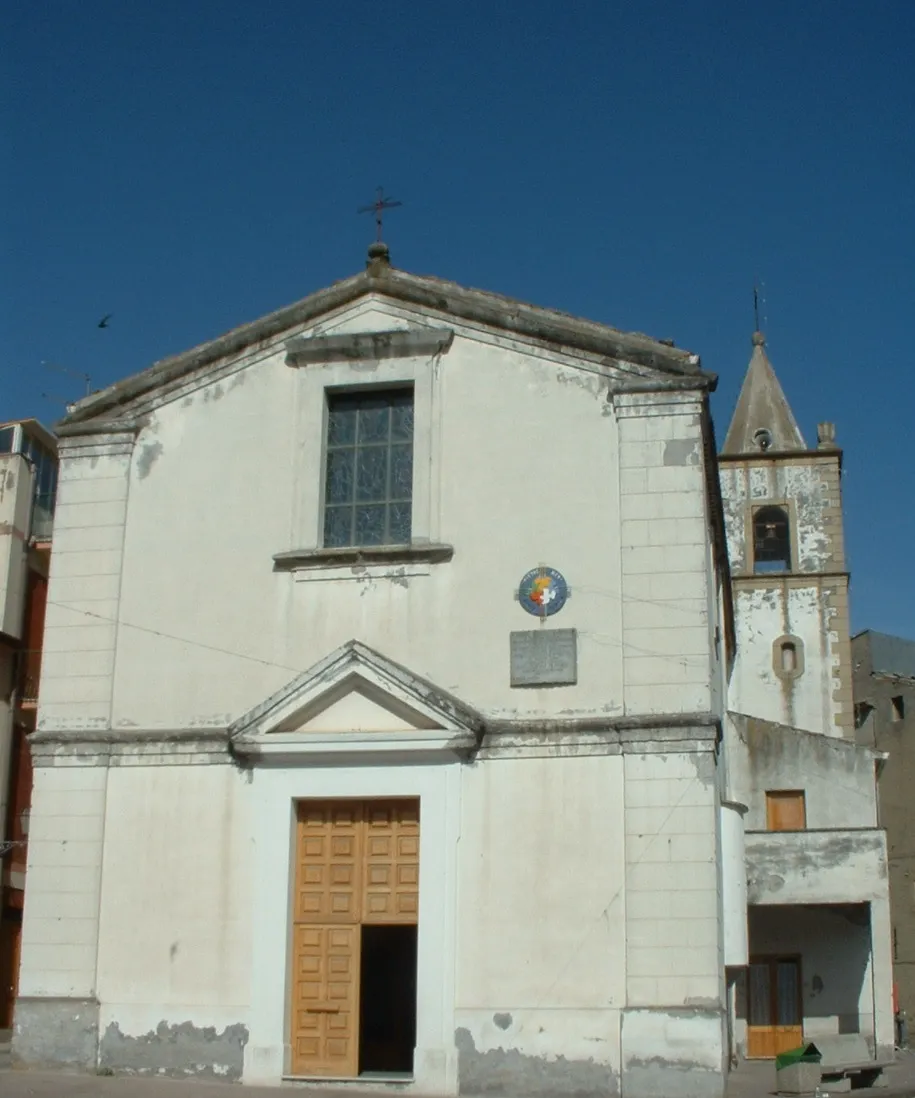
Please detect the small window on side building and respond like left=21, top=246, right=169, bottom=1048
left=766, top=790, right=806, bottom=832
left=772, top=635, right=804, bottom=680
left=753, top=506, right=791, bottom=573
left=891, top=695, right=905, bottom=722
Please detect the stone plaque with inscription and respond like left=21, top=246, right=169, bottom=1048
left=510, top=628, right=578, bottom=687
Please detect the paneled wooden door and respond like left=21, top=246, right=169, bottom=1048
left=746, top=956, right=803, bottom=1059
left=290, top=800, right=420, bottom=1077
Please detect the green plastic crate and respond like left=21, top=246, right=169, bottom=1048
left=776, top=1044, right=822, bottom=1071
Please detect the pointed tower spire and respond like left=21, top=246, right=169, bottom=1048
left=722, top=331, right=806, bottom=455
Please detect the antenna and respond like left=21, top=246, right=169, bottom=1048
left=41, top=360, right=92, bottom=397
left=358, top=187, right=402, bottom=242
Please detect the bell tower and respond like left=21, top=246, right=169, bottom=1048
left=718, top=331, right=852, bottom=738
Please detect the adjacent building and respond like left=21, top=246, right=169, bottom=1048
left=8, top=247, right=894, bottom=1095
left=0, top=419, right=57, bottom=1029
left=852, top=630, right=915, bottom=1027
left=718, top=336, right=891, bottom=1062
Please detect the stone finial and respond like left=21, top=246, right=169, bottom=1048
left=752, top=330, right=766, bottom=347
left=366, top=241, right=391, bottom=273
left=817, top=422, right=837, bottom=449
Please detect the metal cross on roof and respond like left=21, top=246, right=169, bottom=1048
left=358, top=187, right=402, bottom=242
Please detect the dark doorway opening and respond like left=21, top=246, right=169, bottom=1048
left=359, top=924, right=417, bottom=1075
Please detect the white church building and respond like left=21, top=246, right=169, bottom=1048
left=11, top=245, right=893, bottom=1096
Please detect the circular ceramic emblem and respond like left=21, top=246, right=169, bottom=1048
left=518, top=567, right=569, bottom=617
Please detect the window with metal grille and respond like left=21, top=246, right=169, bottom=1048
left=753, top=505, right=791, bottom=573
left=323, top=388, right=414, bottom=548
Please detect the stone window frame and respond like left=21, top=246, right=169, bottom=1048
left=746, top=499, right=800, bottom=575
left=772, top=634, right=805, bottom=681
left=280, top=339, right=449, bottom=572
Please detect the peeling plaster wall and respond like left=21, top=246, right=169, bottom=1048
left=620, top=1007, right=726, bottom=1098
left=38, top=297, right=717, bottom=736
left=745, top=830, right=887, bottom=906
left=719, top=460, right=843, bottom=577
left=729, top=583, right=844, bottom=736
left=719, top=456, right=851, bottom=739
left=92, top=763, right=251, bottom=1077
left=728, top=714, right=877, bottom=830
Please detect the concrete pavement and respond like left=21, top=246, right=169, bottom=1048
left=1, top=1052, right=914, bottom=1098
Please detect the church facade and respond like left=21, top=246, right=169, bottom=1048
left=10, top=249, right=893, bottom=1095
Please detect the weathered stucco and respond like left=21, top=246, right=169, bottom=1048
left=98, top=1020, right=248, bottom=1080
left=455, top=1027, right=618, bottom=1098
left=12, top=997, right=99, bottom=1070
left=718, top=448, right=852, bottom=739
left=728, top=714, right=877, bottom=830
left=745, top=829, right=887, bottom=905
left=620, top=1007, right=726, bottom=1098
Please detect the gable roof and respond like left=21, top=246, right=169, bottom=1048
left=57, top=252, right=714, bottom=433
left=721, top=330, right=806, bottom=455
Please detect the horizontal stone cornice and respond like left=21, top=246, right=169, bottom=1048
left=28, top=714, right=721, bottom=766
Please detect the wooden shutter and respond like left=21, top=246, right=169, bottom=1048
left=766, top=791, right=806, bottom=831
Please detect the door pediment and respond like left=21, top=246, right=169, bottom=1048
left=229, top=640, right=482, bottom=762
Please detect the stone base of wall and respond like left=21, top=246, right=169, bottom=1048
left=12, top=996, right=99, bottom=1071
left=621, top=1007, right=727, bottom=1098
left=98, top=1019, right=248, bottom=1081
left=456, top=1026, right=618, bottom=1097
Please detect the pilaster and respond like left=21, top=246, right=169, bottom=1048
left=37, top=430, right=136, bottom=734
left=615, top=391, right=711, bottom=717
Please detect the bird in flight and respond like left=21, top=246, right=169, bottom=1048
left=98, top=314, right=112, bottom=329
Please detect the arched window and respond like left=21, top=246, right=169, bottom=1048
left=753, top=506, right=791, bottom=573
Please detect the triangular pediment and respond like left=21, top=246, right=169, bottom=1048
left=275, top=675, right=442, bottom=734
left=55, top=260, right=712, bottom=436
left=229, top=640, right=482, bottom=761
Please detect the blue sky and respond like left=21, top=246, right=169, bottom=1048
left=3, top=2, right=913, bottom=634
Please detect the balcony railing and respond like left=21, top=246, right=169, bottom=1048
left=14, top=649, right=42, bottom=706
left=30, top=496, right=55, bottom=543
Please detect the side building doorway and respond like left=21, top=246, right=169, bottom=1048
left=290, top=799, right=419, bottom=1078
left=746, top=955, right=803, bottom=1058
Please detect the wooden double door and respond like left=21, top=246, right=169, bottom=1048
left=290, top=799, right=419, bottom=1078
left=747, top=956, right=803, bottom=1059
